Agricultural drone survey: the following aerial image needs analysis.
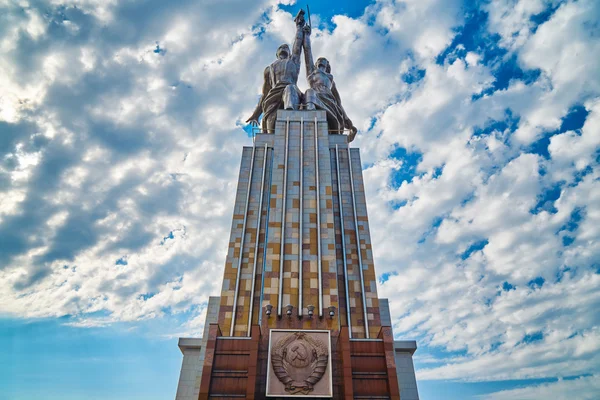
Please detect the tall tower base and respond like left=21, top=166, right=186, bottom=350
left=175, top=297, right=419, bottom=399
left=174, top=111, right=419, bottom=399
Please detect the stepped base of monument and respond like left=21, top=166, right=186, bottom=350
left=197, top=324, right=399, bottom=400
left=175, top=298, right=419, bottom=400
left=175, top=109, right=419, bottom=400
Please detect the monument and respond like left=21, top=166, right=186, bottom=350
left=175, top=9, right=419, bottom=400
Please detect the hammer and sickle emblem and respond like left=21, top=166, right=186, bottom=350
left=270, top=332, right=329, bottom=395
left=290, top=344, right=307, bottom=361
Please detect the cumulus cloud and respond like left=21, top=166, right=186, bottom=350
left=0, top=0, right=290, bottom=334
left=0, top=0, right=598, bottom=397
left=366, top=0, right=599, bottom=395
left=481, top=375, right=600, bottom=400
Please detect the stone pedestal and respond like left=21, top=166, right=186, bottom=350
left=175, top=297, right=220, bottom=400
left=174, top=111, right=419, bottom=399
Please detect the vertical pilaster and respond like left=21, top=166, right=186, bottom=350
left=349, top=148, right=382, bottom=338
left=198, top=323, right=221, bottom=400
left=218, top=110, right=378, bottom=336
left=379, top=326, right=401, bottom=400
left=339, top=326, right=354, bottom=400
left=176, top=109, right=419, bottom=400
left=257, top=111, right=340, bottom=331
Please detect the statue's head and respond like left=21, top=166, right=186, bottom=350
left=315, top=57, right=331, bottom=73
left=276, top=44, right=291, bottom=59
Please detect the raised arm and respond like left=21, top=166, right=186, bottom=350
left=291, top=10, right=305, bottom=66
left=303, top=25, right=315, bottom=76
left=246, top=66, right=271, bottom=124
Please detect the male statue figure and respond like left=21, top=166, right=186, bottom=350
left=302, top=25, right=358, bottom=142
left=246, top=11, right=306, bottom=133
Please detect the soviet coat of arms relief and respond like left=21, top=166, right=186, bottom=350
left=267, top=330, right=332, bottom=397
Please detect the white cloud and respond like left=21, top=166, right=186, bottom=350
left=363, top=0, right=600, bottom=390
left=0, top=0, right=598, bottom=396
left=372, top=0, right=462, bottom=60
left=480, top=375, right=600, bottom=400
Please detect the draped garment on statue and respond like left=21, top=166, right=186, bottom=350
left=305, top=70, right=347, bottom=132
left=261, top=81, right=287, bottom=132
left=258, top=60, right=303, bottom=132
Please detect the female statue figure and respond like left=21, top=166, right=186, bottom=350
left=302, top=25, right=357, bottom=142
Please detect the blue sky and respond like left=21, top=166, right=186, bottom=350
left=1, top=0, right=599, bottom=399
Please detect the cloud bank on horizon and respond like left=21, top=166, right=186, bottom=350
left=0, top=0, right=598, bottom=398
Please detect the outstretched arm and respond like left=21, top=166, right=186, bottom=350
left=303, top=25, right=315, bottom=76
left=332, top=82, right=348, bottom=121
left=333, top=82, right=357, bottom=141
left=246, top=66, right=271, bottom=124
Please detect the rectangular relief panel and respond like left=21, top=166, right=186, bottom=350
left=266, top=329, right=333, bottom=398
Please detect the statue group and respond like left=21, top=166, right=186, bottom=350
left=247, top=9, right=358, bottom=142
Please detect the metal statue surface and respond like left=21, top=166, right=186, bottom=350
left=246, top=8, right=357, bottom=142
left=246, top=10, right=306, bottom=133
left=302, top=24, right=357, bottom=142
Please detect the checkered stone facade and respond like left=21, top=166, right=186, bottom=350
left=218, top=110, right=381, bottom=338
left=175, top=109, right=420, bottom=399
